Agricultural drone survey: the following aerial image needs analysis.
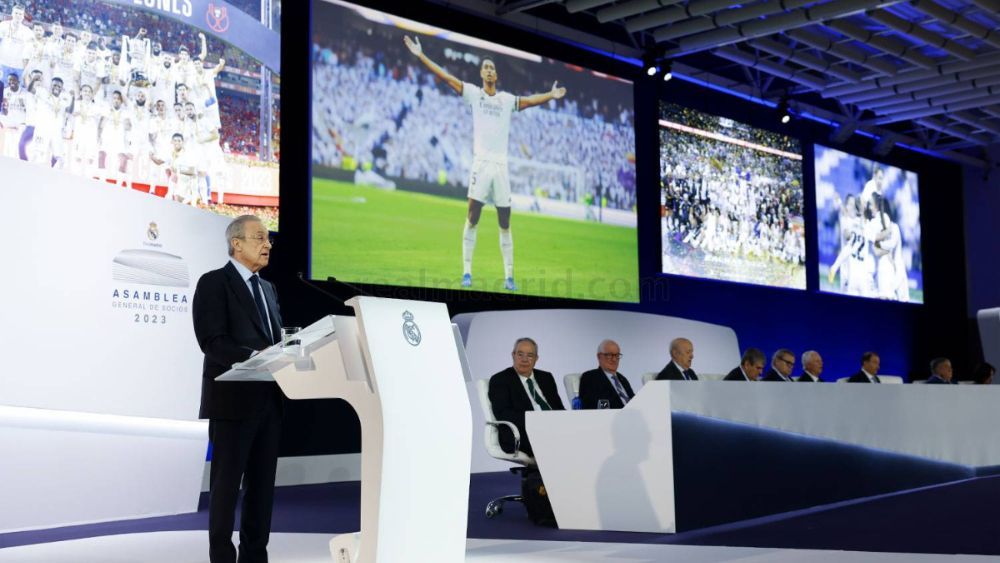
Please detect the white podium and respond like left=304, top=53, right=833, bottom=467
left=218, top=297, right=472, bottom=563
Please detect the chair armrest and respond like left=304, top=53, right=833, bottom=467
left=486, top=420, right=522, bottom=455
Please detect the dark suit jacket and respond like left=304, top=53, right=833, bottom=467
left=724, top=367, right=750, bottom=381
left=656, top=362, right=699, bottom=381
left=925, top=375, right=955, bottom=385
left=488, top=367, right=564, bottom=457
left=579, top=368, right=635, bottom=409
left=761, top=368, right=791, bottom=382
left=192, top=261, right=284, bottom=420
left=847, top=371, right=879, bottom=383
left=797, top=372, right=821, bottom=382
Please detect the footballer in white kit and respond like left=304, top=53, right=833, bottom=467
left=404, top=35, right=566, bottom=291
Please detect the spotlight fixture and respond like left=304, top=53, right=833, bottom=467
left=642, top=50, right=658, bottom=77
left=662, top=60, right=673, bottom=82
left=777, top=98, right=791, bottom=124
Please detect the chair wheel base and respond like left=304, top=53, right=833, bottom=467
left=485, top=501, right=503, bottom=518
left=485, top=494, right=523, bottom=519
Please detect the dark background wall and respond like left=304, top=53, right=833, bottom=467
left=272, top=0, right=971, bottom=457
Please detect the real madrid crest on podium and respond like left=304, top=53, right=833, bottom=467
left=402, top=310, right=421, bottom=346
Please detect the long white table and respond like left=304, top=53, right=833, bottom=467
left=527, top=381, right=1000, bottom=533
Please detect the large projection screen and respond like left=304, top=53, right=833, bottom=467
left=815, top=144, right=923, bottom=304
left=0, top=0, right=280, bottom=229
left=310, top=0, right=639, bottom=302
left=659, top=102, right=805, bottom=290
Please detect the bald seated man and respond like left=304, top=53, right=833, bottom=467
left=655, top=337, right=698, bottom=381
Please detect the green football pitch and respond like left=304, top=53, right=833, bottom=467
left=311, top=179, right=639, bottom=302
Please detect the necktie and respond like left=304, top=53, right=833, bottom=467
left=526, top=378, right=551, bottom=411
left=249, top=274, right=274, bottom=344
left=683, top=369, right=695, bottom=381
left=610, top=374, right=630, bottom=404
left=872, top=374, right=881, bottom=384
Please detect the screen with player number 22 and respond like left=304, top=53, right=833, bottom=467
left=310, top=0, right=639, bottom=302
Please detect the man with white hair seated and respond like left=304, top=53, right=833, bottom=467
left=579, top=339, right=635, bottom=409
left=655, top=337, right=698, bottom=381
left=797, top=350, right=823, bottom=382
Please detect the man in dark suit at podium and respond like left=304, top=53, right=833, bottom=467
left=580, top=339, right=635, bottom=409
left=655, top=337, right=698, bottom=381
left=847, top=351, right=882, bottom=383
left=193, top=215, right=283, bottom=563
left=724, top=348, right=765, bottom=381
left=489, top=337, right=565, bottom=457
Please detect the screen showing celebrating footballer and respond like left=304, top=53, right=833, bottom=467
left=0, top=0, right=280, bottom=230
left=659, top=103, right=805, bottom=289
left=815, top=145, right=922, bottom=303
left=311, top=0, right=638, bottom=302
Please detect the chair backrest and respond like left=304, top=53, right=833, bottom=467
left=476, top=379, right=535, bottom=465
left=563, top=373, right=581, bottom=405
left=641, top=372, right=657, bottom=386
left=476, top=380, right=507, bottom=459
left=836, top=375, right=904, bottom=384
left=700, top=373, right=727, bottom=381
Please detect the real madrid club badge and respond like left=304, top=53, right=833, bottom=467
left=402, top=310, right=421, bottom=346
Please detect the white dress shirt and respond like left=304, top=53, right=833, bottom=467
left=516, top=370, right=548, bottom=410
left=230, top=258, right=272, bottom=330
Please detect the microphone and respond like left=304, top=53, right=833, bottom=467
left=296, top=272, right=355, bottom=306
left=327, top=276, right=373, bottom=298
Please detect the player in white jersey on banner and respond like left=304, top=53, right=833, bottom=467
left=0, top=73, right=27, bottom=157
left=0, top=4, right=33, bottom=83
left=28, top=75, right=73, bottom=167
left=127, top=89, right=153, bottom=190
left=68, top=83, right=104, bottom=176
left=404, top=34, right=566, bottom=291
left=151, top=132, right=198, bottom=205
left=100, top=89, right=131, bottom=184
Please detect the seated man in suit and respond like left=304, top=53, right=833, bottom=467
left=655, top=337, right=698, bottom=381
left=761, top=348, right=795, bottom=382
left=926, top=357, right=957, bottom=384
left=488, top=337, right=564, bottom=457
left=798, top=350, right=823, bottom=382
left=724, top=348, right=765, bottom=381
left=847, top=351, right=882, bottom=383
left=579, top=339, right=635, bottom=409
left=973, top=362, right=996, bottom=385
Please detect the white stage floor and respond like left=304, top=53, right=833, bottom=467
left=2, top=531, right=999, bottom=563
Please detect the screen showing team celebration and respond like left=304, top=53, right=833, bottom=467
left=0, top=0, right=280, bottom=229
left=311, top=0, right=638, bottom=302
left=659, top=103, right=805, bottom=289
left=815, top=145, right=923, bottom=303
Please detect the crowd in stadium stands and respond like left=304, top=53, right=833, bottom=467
left=214, top=203, right=279, bottom=231
left=661, top=104, right=801, bottom=155
left=311, top=36, right=637, bottom=212
left=660, top=125, right=805, bottom=267
left=219, top=93, right=260, bottom=156
left=0, top=2, right=277, bottom=211
left=0, top=0, right=273, bottom=73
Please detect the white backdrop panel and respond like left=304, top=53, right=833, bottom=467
left=454, top=309, right=739, bottom=472
left=0, top=159, right=231, bottom=419
left=0, top=406, right=207, bottom=533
